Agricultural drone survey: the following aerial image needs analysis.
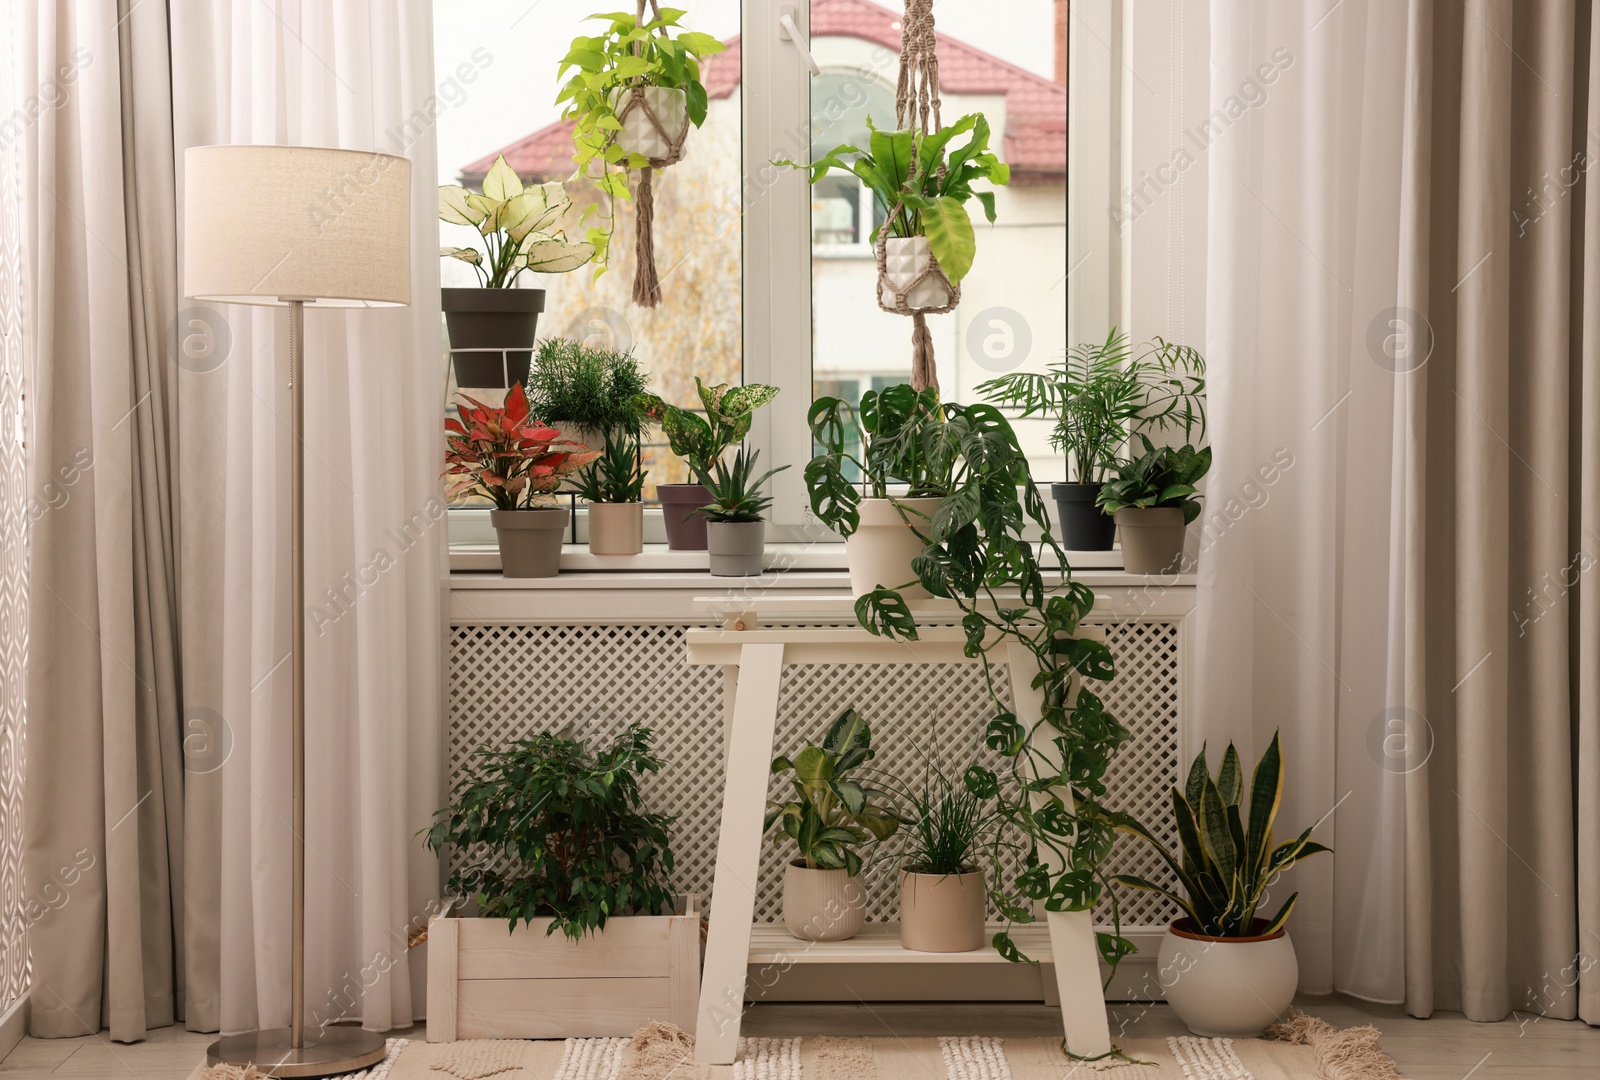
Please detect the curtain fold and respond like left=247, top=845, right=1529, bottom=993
left=21, top=0, right=186, bottom=1042
left=1201, top=0, right=1599, bottom=1022
left=169, top=0, right=444, bottom=1035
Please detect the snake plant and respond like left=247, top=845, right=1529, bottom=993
left=1112, top=730, right=1331, bottom=938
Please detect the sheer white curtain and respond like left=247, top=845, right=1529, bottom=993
left=169, top=2, right=444, bottom=1033
left=1195, top=0, right=1412, bottom=1003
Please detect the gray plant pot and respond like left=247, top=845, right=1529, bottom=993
left=1114, top=507, right=1188, bottom=574
left=1051, top=482, right=1115, bottom=550
left=706, top=520, right=765, bottom=577
left=443, top=287, right=545, bottom=388
left=491, top=507, right=567, bottom=578
left=658, top=483, right=710, bottom=550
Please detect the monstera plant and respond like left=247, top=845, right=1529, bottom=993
left=438, top=154, right=596, bottom=387
left=634, top=379, right=779, bottom=550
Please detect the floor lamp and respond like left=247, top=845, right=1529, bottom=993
left=184, top=145, right=411, bottom=1078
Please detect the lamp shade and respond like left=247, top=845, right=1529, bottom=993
left=184, top=145, right=411, bottom=307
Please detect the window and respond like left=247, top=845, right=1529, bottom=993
left=438, top=1, right=1069, bottom=546
left=434, top=0, right=741, bottom=524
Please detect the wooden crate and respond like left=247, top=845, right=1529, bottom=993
left=426, top=896, right=701, bottom=1041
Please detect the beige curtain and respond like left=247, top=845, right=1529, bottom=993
left=20, top=0, right=196, bottom=1041
left=1400, top=0, right=1599, bottom=1023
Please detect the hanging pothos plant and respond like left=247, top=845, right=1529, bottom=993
left=849, top=392, right=1135, bottom=978
left=557, top=3, right=725, bottom=306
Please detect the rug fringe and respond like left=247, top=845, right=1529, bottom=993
left=199, top=1066, right=265, bottom=1080
left=618, top=1020, right=700, bottom=1080
left=1265, top=1010, right=1402, bottom=1080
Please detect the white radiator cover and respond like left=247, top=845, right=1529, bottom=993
left=445, top=580, right=1194, bottom=944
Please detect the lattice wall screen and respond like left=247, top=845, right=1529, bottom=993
left=448, top=619, right=1182, bottom=931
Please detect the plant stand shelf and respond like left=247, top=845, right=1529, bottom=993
left=687, top=595, right=1113, bottom=1065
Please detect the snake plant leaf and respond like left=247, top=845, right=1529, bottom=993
left=1246, top=731, right=1284, bottom=881
left=1198, top=779, right=1237, bottom=883
left=1225, top=801, right=1247, bottom=877
left=1186, top=744, right=1210, bottom=811
left=921, top=195, right=977, bottom=284
left=1113, top=874, right=1199, bottom=923
left=1261, top=891, right=1299, bottom=936
left=1266, top=828, right=1332, bottom=877
left=1217, top=744, right=1243, bottom=806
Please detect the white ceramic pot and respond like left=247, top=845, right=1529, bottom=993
left=1157, top=919, right=1299, bottom=1038
left=588, top=502, right=643, bottom=555
left=844, top=496, right=943, bottom=599
left=1115, top=507, right=1188, bottom=575
left=899, top=870, right=986, bottom=953
left=782, top=862, right=866, bottom=942
left=879, top=236, right=954, bottom=311
left=614, top=85, right=690, bottom=162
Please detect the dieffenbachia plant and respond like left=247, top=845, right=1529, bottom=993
left=1112, top=731, right=1331, bottom=937
left=634, top=379, right=778, bottom=477
left=439, top=154, right=595, bottom=287
left=849, top=393, right=1135, bottom=975
left=763, top=709, right=901, bottom=875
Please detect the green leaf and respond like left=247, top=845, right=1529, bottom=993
left=481, top=154, right=524, bottom=202
left=1261, top=891, right=1298, bottom=936
left=921, top=196, right=976, bottom=283
left=1217, top=744, right=1243, bottom=806
left=1245, top=731, right=1283, bottom=882
left=792, top=745, right=834, bottom=786
left=855, top=587, right=919, bottom=640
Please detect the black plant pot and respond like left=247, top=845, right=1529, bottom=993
left=442, top=287, right=545, bottom=388
left=1051, top=482, right=1116, bottom=551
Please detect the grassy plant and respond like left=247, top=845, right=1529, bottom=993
left=693, top=446, right=787, bottom=523
left=572, top=428, right=646, bottom=504
left=885, top=763, right=1000, bottom=877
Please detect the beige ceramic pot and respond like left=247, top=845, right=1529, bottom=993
left=1115, top=507, right=1188, bottom=574
left=1158, top=918, right=1299, bottom=1038
left=899, top=870, right=986, bottom=953
left=844, top=496, right=942, bottom=598
left=782, top=862, right=866, bottom=942
left=588, top=502, right=642, bottom=555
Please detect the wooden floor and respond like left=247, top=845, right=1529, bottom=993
left=0, top=995, right=1593, bottom=1080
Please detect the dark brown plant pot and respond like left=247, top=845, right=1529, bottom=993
left=443, top=287, right=545, bottom=388
left=1051, top=482, right=1115, bottom=550
left=657, top=483, right=710, bottom=551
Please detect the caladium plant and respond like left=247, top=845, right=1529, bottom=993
left=439, top=154, right=595, bottom=288
left=444, top=383, right=598, bottom=510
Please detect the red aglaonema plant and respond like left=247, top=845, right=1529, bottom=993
left=444, top=383, right=598, bottom=511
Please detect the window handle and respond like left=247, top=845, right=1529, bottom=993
left=778, top=7, right=822, bottom=76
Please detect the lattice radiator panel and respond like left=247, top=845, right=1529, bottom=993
left=447, top=619, right=1183, bottom=930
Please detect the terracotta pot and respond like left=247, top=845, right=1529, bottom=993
left=899, top=870, right=986, bottom=953
left=658, top=483, right=710, bottom=550
left=1158, top=918, right=1299, bottom=1038
left=782, top=862, right=866, bottom=942
left=1114, top=507, right=1188, bottom=574
left=844, top=496, right=942, bottom=598
left=588, top=502, right=643, bottom=555
left=707, top=520, right=764, bottom=577
left=442, top=287, right=544, bottom=388
left=879, top=236, right=954, bottom=310
left=1052, top=482, right=1115, bottom=551
left=490, top=507, right=567, bottom=578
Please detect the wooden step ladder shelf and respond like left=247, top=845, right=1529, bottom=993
left=687, top=595, right=1114, bottom=1065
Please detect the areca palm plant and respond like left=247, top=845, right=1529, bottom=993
left=977, top=330, right=1206, bottom=484
left=1111, top=730, right=1331, bottom=937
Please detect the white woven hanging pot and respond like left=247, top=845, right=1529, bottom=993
left=618, top=1, right=690, bottom=309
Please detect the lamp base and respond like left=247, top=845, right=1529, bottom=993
left=206, top=1027, right=389, bottom=1078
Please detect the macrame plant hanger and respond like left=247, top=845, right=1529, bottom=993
left=618, top=0, right=688, bottom=308
left=878, top=0, right=958, bottom=394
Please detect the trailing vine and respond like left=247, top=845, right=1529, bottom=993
left=847, top=394, right=1135, bottom=976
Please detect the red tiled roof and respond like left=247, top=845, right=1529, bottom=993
left=461, top=0, right=1064, bottom=184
